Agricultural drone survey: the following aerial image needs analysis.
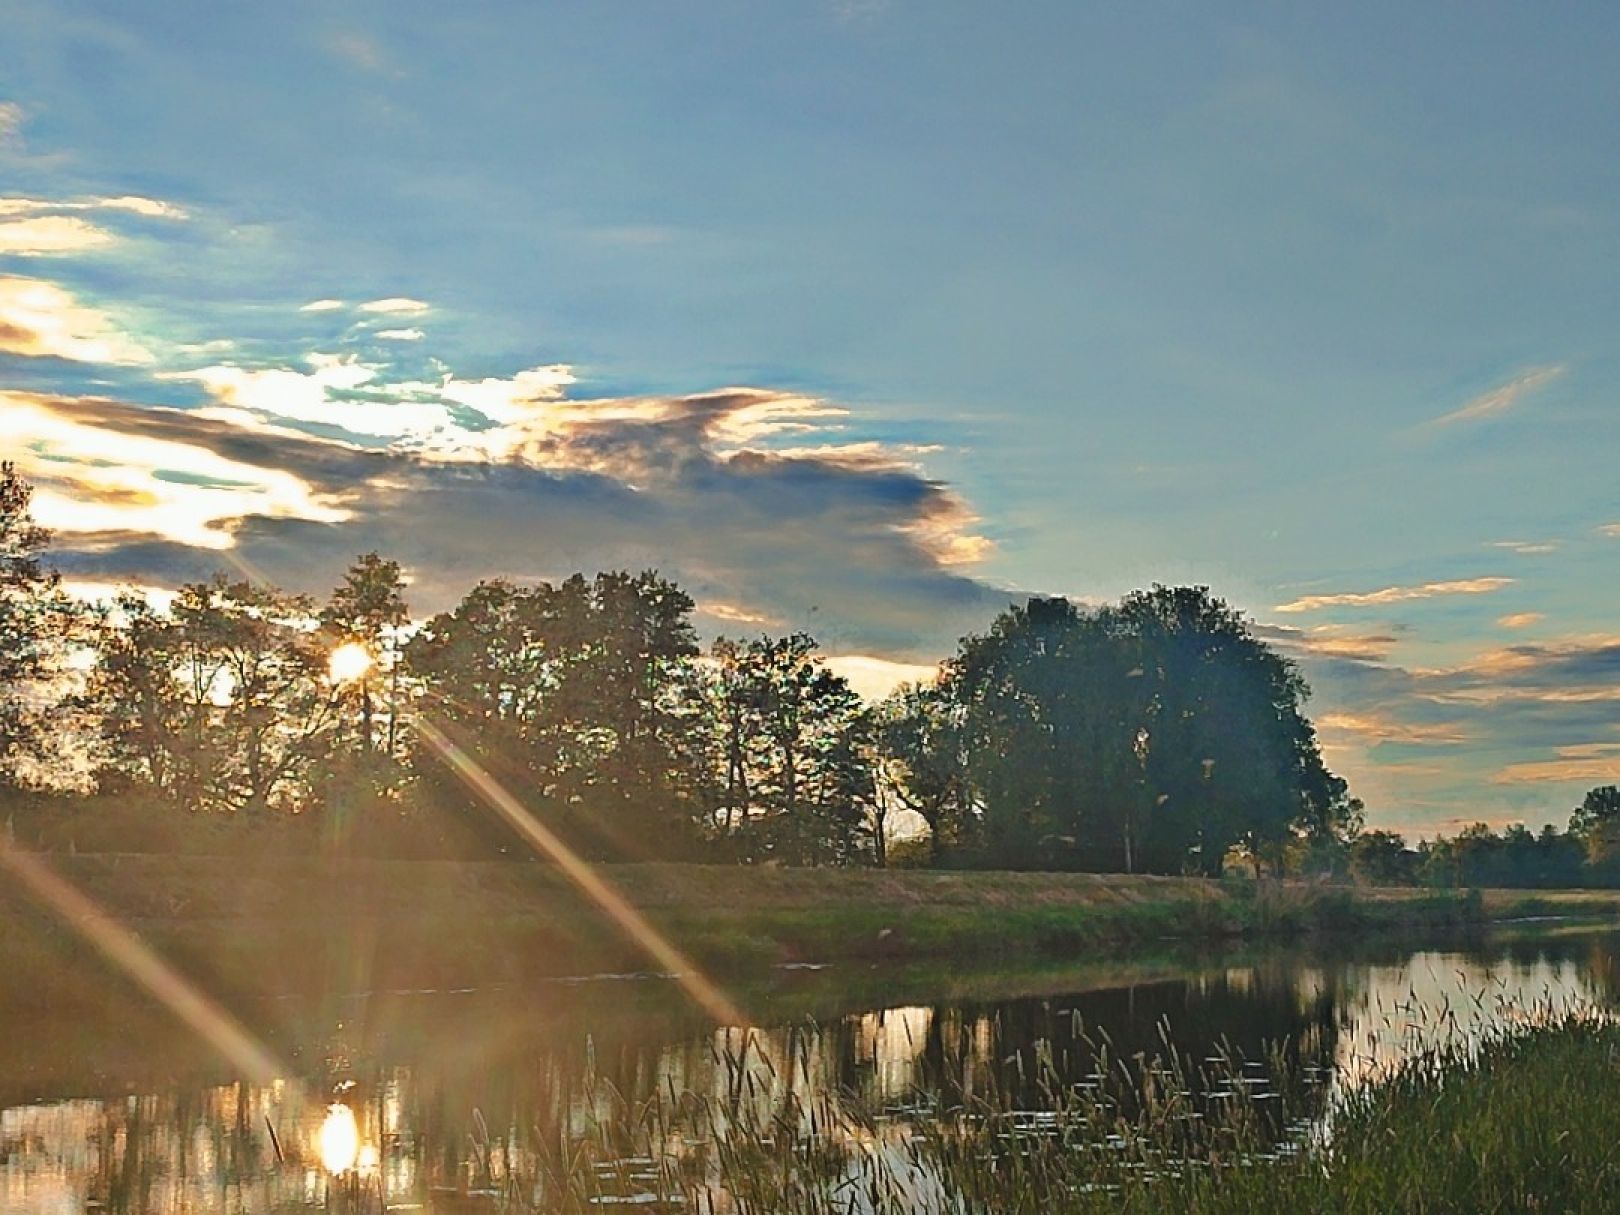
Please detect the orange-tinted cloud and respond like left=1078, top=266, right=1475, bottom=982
left=0, top=275, right=151, bottom=363
left=1275, top=577, right=1513, bottom=614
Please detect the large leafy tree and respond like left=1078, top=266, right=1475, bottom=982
left=405, top=571, right=707, bottom=856
left=155, top=577, right=342, bottom=813
left=874, top=682, right=974, bottom=862
left=704, top=633, right=874, bottom=865
left=893, top=586, right=1353, bottom=875
left=83, top=590, right=192, bottom=797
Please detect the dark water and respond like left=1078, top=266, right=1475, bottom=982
left=3, top=926, right=1617, bottom=1212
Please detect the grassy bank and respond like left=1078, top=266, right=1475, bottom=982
left=3, top=853, right=1619, bottom=1003
left=501, top=1008, right=1620, bottom=1213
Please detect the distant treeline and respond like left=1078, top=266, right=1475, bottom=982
left=4, top=462, right=1612, bottom=881
left=1350, top=792, right=1620, bottom=889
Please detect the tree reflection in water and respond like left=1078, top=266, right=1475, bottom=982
left=1, top=929, right=1612, bottom=1212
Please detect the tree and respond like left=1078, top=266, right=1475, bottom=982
left=321, top=552, right=410, bottom=758
left=168, top=577, right=343, bottom=813
left=405, top=571, right=708, bottom=857
left=1116, top=586, right=1350, bottom=875
left=0, top=463, right=74, bottom=786
left=874, top=682, right=974, bottom=862
left=919, top=586, right=1352, bottom=875
left=1571, top=786, right=1620, bottom=867
left=82, top=590, right=191, bottom=797
left=702, top=633, right=875, bottom=865
left=1348, top=829, right=1418, bottom=886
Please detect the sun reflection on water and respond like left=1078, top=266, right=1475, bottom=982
left=316, top=1104, right=359, bottom=1175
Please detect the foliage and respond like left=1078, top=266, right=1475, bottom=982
left=1570, top=784, right=1620, bottom=868
left=0, top=462, right=75, bottom=785
left=319, top=551, right=410, bottom=760
left=1416, top=821, right=1587, bottom=889
left=883, top=587, right=1356, bottom=875
left=703, top=633, right=874, bottom=864
left=1348, top=828, right=1420, bottom=885
left=11, top=462, right=1620, bottom=881
left=404, top=571, right=710, bottom=858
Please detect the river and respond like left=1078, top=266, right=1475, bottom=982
left=3, top=924, right=1616, bottom=1212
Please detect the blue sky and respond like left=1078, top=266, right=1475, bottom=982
left=2, top=1, right=1618, bottom=834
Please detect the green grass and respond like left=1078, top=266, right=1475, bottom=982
left=1, top=854, right=1615, bottom=1000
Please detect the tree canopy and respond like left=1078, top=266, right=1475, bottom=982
left=882, top=587, right=1358, bottom=874
left=5, top=467, right=1377, bottom=874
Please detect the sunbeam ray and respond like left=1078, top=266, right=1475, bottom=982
left=0, top=841, right=291, bottom=1087
left=414, top=714, right=748, bottom=1027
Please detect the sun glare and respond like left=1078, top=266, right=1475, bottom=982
left=327, top=642, right=373, bottom=684
left=318, top=1104, right=360, bottom=1175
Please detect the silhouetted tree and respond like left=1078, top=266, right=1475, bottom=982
left=82, top=590, right=191, bottom=797
left=321, top=552, right=410, bottom=758
left=1348, top=829, right=1419, bottom=886
left=0, top=462, right=73, bottom=785
left=914, top=587, right=1351, bottom=875
left=406, top=572, right=707, bottom=857
left=874, top=682, right=975, bottom=863
left=166, top=577, right=342, bottom=813
left=708, top=634, right=874, bottom=865
left=1571, top=786, right=1620, bottom=868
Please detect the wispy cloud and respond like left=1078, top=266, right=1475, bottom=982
left=1427, top=364, right=1565, bottom=427
left=0, top=275, right=152, bottom=364
left=1274, top=577, right=1513, bottom=614
left=1492, top=744, right=1620, bottom=787
left=1287, top=622, right=1620, bottom=829
left=1490, top=539, right=1560, bottom=555
left=1498, top=612, right=1544, bottom=629
left=1317, top=712, right=1468, bottom=746
left=20, top=375, right=1005, bottom=655
left=0, top=194, right=187, bottom=220
left=700, top=601, right=778, bottom=626
left=299, top=298, right=345, bottom=312
left=162, top=355, right=455, bottom=440
left=0, top=214, right=117, bottom=256
left=375, top=327, right=423, bottom=342
left=1600, top=523, right=1620, bottom=538
left=0, top=101, right=24, bottom=146
left=0, top=192, right=187, bottom=256
left=358, top=297, right=429, bottom=315
left=435, top=366, right=576, bottom=424
left=0, top=391, right=348, bottom=548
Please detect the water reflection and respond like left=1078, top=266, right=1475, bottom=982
left=2, top=928, right=1615, bottom=1212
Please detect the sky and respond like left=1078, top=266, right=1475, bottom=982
left=1, top=1, right=1618, bottom=836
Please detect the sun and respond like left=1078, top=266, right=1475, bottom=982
left=327, top=641, right=373, bottom=684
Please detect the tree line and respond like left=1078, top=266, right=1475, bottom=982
left=1348, top=788, right=1620, bottom=889
left=22, top=459, right=1601, bottom=880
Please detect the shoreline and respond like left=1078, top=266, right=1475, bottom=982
left=4, top=854, right=1619, bottom=998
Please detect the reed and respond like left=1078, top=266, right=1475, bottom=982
left=458, top=996, right=1620, bottom=1214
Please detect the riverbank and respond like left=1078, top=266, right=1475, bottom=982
left=527, top=1007, right=1620, bottom=1213
left=4, top=853, right=1619, bottom=1004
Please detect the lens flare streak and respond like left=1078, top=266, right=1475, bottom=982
left=414, top=715, right=746, bottom=1027
left=0, top=840, right=289, bottom=1087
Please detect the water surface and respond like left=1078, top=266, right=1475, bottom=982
left=3, top=926, right=1615, bottom=1212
